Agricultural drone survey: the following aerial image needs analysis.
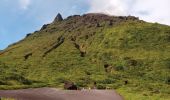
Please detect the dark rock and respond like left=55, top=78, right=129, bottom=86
left=118, top=16, right=126, bottom=20
left=151, top=90, right=160, bottom=94
left=104, top=64, right=109, bottom=69
left=67, top=15, right=80, bottom=19
left=64, top=81, right=78, bottom=90
left=54, top=13, right=63, bottom=22
left=85, top=35, right=89, bottom=39
left=74, top=43, right=80, bottom=49
left=80, top=51, right=86, bottom=57
left=96, top=23, right=100, bottom=27
left=26, top=33, right=32, bottom=38
left=143, top=93, right=148, bottom=96
left=92, top=82, right=97, bottom=89
left=34, top=31, right=39, bottom=33
left=118, top=16, right=139, bottom=21
left=43, top=36, right=65, bottom=57
left=123, top=57, right=131, bottom=60
left=128, top=59, right=138, bottom=66
left=166, top=78, right=170, bottom=84
left=24, top=53, right=32, bottom=60
left=119, top=38, right=124, bottom=40
left=41, top=24, right=50, bottom=30
left=109, top=20, right=113, bottom=26
left=104, top=64, right=112, bottom=72
left=73, top=43, right=86, bottom=57
left=127, top=16, right=139, bottom=20
left=85, top=71, right=91, bottom=75
left=70, top=36, right=76, bottom=41
left=0, top=80, right=7, bottom=85
left=124, top=80, right=128, bottom=85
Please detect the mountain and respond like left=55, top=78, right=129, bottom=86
left=0, top=13, right=170, bottom=99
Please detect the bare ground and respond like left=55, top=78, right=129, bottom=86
left=0, top=88, right=124, bottom=100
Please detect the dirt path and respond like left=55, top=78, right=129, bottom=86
left=0, top=88, right=124, bottom=100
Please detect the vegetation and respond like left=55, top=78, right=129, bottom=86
left=1, top=98, right=15, bottom=100
left=0, top=13, right=169, bottom=99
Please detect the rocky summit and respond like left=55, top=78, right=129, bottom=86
left=0, top=13, right=170, bottom=99
left=54, top=13, right=63, bottom=22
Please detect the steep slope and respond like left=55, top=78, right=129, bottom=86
left=0, top=13, right=170, bottom=99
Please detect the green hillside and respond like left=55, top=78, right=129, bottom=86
left=0, top=13, right=170, bottom=99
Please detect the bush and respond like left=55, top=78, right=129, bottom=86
left=96, top=84, right=106, bottom=89
left=4, top=73, right=32, bottom=85
left=97, top=78, right=116, bottom=84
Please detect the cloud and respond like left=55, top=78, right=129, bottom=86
left=18, top=0, right=31, bottom=10
left=131, top=0, right=170, bottom=25
left=88, top=0, right=127, bottom=16
left=87, top=0, right=170, bottom=25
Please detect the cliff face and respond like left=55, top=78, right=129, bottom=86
left=0, top=13, right=169, bottom=97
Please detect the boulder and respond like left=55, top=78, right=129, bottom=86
left=64, top=81, right=78, bottom=90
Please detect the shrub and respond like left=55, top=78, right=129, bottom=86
left=97, top=78, right=116, bottom=84
left=96, top=84, right=106, bottom=89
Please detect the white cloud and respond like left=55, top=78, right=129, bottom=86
left=131, top=0, right=170, bottom=25
left=18, top=0, right=31, bottom=10
left=87, top=0, right=170, bottom=25
left=88, top=0, right=127, bottom=16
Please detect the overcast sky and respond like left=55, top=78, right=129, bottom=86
left=0, top=0, right=170, bottom=49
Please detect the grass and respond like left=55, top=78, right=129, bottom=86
left=1, top=98, right=15, bottom=100
left=117, top=87, right=170, bottom=100
left=0, top=14, right=170, bottom=99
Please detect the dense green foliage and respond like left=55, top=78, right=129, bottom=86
left=0, top=14, right=170, bottom=99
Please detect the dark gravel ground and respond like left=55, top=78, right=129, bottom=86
left=0, top=88, right=124, bottom=100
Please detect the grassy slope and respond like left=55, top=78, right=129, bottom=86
left=0, top=14, right=170, bottom=99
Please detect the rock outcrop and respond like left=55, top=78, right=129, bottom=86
left=24, top=52, right=32, bottom=60
left=40, top=24, right=50, bottom=30
left=74, top=43, right=86, bottom=57
left=54, top=13, right=63, bottom=22
left=43, top=35, right=65, bottom=57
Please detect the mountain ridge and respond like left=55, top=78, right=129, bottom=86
left=0, top=13, right=170, bottom=99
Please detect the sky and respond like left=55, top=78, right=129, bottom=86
left=0, top=0, right=170, bottom=49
